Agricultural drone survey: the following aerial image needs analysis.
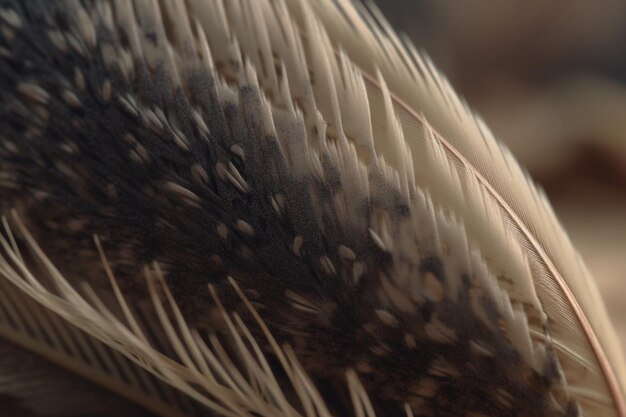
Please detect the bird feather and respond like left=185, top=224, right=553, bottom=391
left=0, top=0, right=623, bottom=416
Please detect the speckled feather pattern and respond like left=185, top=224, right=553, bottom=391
left=0, top=1, right=595, bottom=416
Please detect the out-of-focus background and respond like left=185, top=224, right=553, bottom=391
left=373, top=0, right=626, bottom=356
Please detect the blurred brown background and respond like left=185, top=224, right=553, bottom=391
left=374, top=0, right=626, bottom=357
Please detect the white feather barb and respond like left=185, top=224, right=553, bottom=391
left=0, top=214, right=387, bottom=417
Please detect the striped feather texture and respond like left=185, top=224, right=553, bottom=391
left=0, top=0, right=623, bottom=416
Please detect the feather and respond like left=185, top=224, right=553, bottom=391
left=0, top=0, right=623, bottom=416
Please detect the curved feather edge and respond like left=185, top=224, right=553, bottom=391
left=273, top=0, right=626, bottom=414
left=0, top=215, right=387, bottom=417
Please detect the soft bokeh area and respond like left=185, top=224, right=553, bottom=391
left=375, top=0, right=626, bottom=357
